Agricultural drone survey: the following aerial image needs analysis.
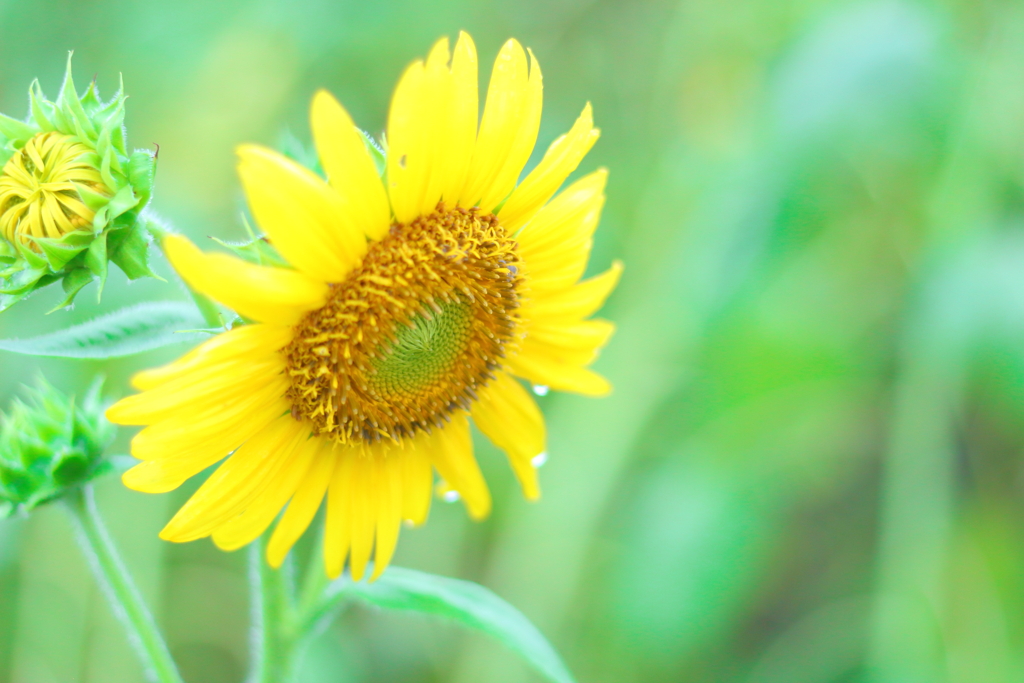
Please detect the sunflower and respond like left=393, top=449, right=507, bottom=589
left=106, top=32, right=621, bottom=581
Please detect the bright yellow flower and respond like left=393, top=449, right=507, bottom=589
left=0, top=132, right=109, bottom=247
left=106, top=32, right=621, bottom=581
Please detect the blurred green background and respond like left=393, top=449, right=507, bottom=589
left=2, top=0, right=1024, bottom=681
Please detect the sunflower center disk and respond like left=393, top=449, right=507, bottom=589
left=283, top=205, right=523, bottom=444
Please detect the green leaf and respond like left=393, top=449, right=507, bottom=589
left=344, top=568, right=576, bottom=683
left=0, top=301, right=206, bottom=358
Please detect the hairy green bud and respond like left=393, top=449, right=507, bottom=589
left=0, top=377, right=115, bottom=518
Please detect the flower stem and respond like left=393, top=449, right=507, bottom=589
left=251, top=541, right=299, bottom=683
left=64, top=485, right=184, bottom=683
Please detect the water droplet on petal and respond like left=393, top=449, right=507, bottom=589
left=531, top=451, right=548, bottom=468
left=532, top=385, right=549, bottom=396
left=442, top=490, right=461, bottom=503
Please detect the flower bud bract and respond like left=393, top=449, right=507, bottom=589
left=0, top=54, right=158, bottom=312
left=0, top=377, right=114, bottom=518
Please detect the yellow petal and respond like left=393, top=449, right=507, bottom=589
left=348, top=452, right=376, bottom=581
left=368, top=446, right=404, bottom=581
left=325, top=447, right=354, bottom=579
left=498, top=103, right=599, bottom=232
left=107, top=356, right=284, bottom=425
left=130, top=324, right=292, bottom=391
left=508, top=351, right=611, bottom=397
left=123, top=451, right=227, bottom=495
left=400, top=435, right=433, bottom=526
left=128, top=387, right=289, bottom=461
left=459, top=40, right=543, bottom=212
left=471, top=372, right=544, bottom=500
left=426, top=413, right=491, bottom=519
left=163, top=234, right=327, bottom=325
left=524, top=319, right=616, bottom=365
left=159, top=416, right=308, bottom=543
left=517, top=169, right=606, bottom=293
left=237, top=144, right=367, bottom=283
left=268, top=440, right=338, bottom=568
left=386, top=57, right=437, bottom=223
left=310, top=90, right=391, bottom=241
left=438, top=32, right=479, bottom=205
left=211, top=435, right=320, bottom=552
left=525, top=261, right=622, bottom=323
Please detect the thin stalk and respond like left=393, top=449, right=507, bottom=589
left=145, top=219, right=223, bottom=329
left=296, top=529, right=331, bottom=633
left=251, top=541, right=299, bottom=683
left=64, top=485, right=184, bottom=683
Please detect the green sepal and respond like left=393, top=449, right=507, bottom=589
left=0, top=113, right=35, bottom=145
left=79, top=78, right=103, bottom=117
left=57, top=53, right=98, bottom=140
left=361, top=129, right=386, bottom=177
left=127, top=150, right=157, bottom=208
left=52, top=268, right=95, bottom=311
left=15, top=240, right=49, bottom=271
left=108, top=219, right=157, bottom=280
left=211, top=235, right=290, bottom=269
left=0, top=239, right=17, bottom=263
left=85, top=231, right=109, bottom=297
left=92, top=184, right=139, bottom=231
left=0, top=266, right=49, bottom=295
left=0, top=466, right=34, bottom=500
left=29, top=80, right=57, bottom=132
left=76, top=182, right=112, bottom=212
left=31, top=231, right=93, bottom=272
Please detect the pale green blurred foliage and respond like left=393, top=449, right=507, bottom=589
left=1, top=1, right=1024, bottom=682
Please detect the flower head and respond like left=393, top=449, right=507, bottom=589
left=107, top=33, right=621, bottom=581
left=0, top=377, right=114, bottom=519
left=0, top=55, right=158, bottom=312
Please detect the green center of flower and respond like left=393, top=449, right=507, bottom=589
left=369, top=300, right=474, bottom=399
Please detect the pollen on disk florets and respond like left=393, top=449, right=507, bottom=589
left=0, top=131, right=110, bottom=248
left=283, top=204, right=522, bottom=444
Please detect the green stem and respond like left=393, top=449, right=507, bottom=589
left=145, top=219, right=223, bottom=329
left=252, top=541, right=299, bottom=683
left=64, top=486, right=184, bottom=683
left=296, top=537, right=347, bottom=635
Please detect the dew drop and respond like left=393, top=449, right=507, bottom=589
left=442, top=490, right=461, bottom=503
left=532, top=385, right=549, bottom=397
left=531, top=451, right=548, bottom=468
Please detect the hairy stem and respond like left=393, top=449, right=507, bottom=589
left=64, top=486, right=184, bottom=683
left=251, top=541, right=299, bottom=683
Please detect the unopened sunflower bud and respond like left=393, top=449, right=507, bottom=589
left=0, top=377, right=114, bottom=519
left=0, top=54, right=158, bottom=312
